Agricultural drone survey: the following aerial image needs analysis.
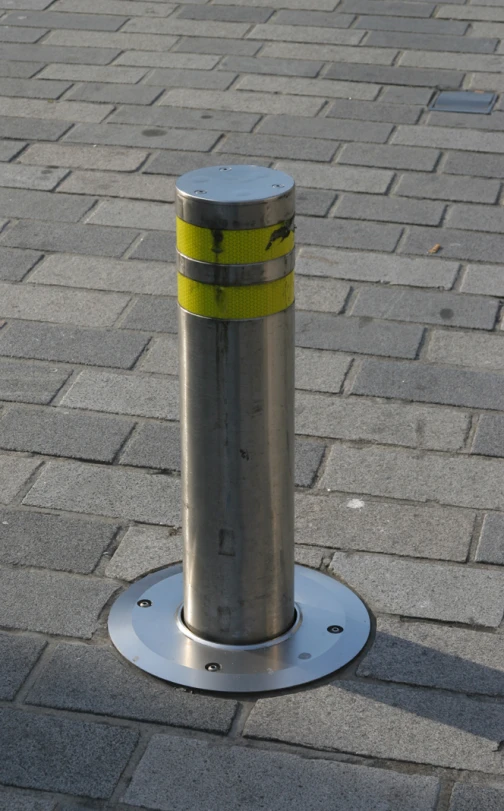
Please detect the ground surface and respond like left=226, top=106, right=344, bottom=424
left=0, top=0, right=503, bottom=809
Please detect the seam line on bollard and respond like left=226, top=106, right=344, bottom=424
left=178, top=271, right=295, bottom=320
left=176, top=216, right=295, bottom=265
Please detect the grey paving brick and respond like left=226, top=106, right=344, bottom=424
left=0, top=117, right=71, bottom=142
left=0, top=283, right=129, bottom=328
left=87, top=199, right=174, bottom=232
left=0, top=0, right=56, bottom=6
left=248, top=23, right=364, bottom=45
left=0, top=455, right=40, bottom=505
left=124, top=734, right=440, bottom=811
left=0, top=140, right=26, bottom=161
left=0, top=187, right=94, bottom=223
left=297, top=247, right=459, bottom=289
left=32, top=253, right=176, bottom=295
left=0, top=322, right=148, bottom=370
left=296, top=312, right=423, bottom=358
left=275, top=160, right=393, bottom=192
left=0, top=164, right=68, bottom=191
left=0, top=247, right=42, bottom=282
left=110, top=104, right=260, bottom=133
left=105, top=525, right=182, bottom=580
left=341, top=0, right=435, bottom=15
left=65, top=122, right=220, bottom=152
left=144, top=151, right=272, bottom=178
left=120, top=421, right=180, bottom=470
left=295, top=348, right=351, bottom=393
left=449, top=785, right=504, bottom=811
left=396, top=172, right=500, bottom=203
left=0, top=407, right=135, bottom=463
left=296, top=276, right=349, bottom=313
left=0, top=632, right=45, bottom=700
left=120, top=296, right=177, bottom=332
left=321, top=441, right=504, bottom=511
left=448, top=203, right=504, bottom=234
left=296, top=188, right=337, bottom=217
left=66, top=82, right=163, bottom=106
left=23, top=460, right=181, bottom=526
left=145, top=67, right=236, bottom=90
left=0, top=708, right=137, bottom=797
left=177, top=4, right=273, bottom=21
left=58, top=170, right=175, bottom=205
left=327, top=99, right=422, bottom=124
left=353, top=358, right=504, bottom=410
left=174, top=36, right=262, bottom=56
left=0, top=566, right=118, bottom=636
left=296, top=391, right=468, bottom=450
left=52, top=0, right=175, bottom=15
left=261, top=41, right=395, bottom=64
left=324, top=63, right=463, bottom=88
left=0, top=28, right=47, bottom=44
left=220, top=54, right=323, bottom=77
left=0, top=360, right=70, bottom=405
left=274, top=9, right=355, bottom=26
left=3, top=10, right=128, bottom=30
left=38, top=64, right=149, bottom=84
left=355, top=15, right=468, bottom=34
left=297, top=215, right=402, bottom=251
left=0, top=221, right=139, bottom=257
left=0, top=78, right=71, bottom=99
left=473, top=414, right=504, bottom=458
left=427, top=330, right=504, bottom=371
left=259, top=113, right=390, bottom=142
left=352, top=287, right=498, bottom=329
left=0, top=61, right=45, bottom=79
left=338, top=143, right=440, bottom=171
left=116, top=50, right=220, bottom=68
left=295, top=493, right=473, bottom=560
left=211, top=0, right=338, bottom=7
left=138, top=335, right=178, bottom=375
left=330, top=551, right=504, bottom=626
left=124, top=16, right=251, bottom=37
left=61, top=369, right=179, bottom=420
left=44, top=29, right=178, bottom=51
left=295, top=439, right=326, bottom=486
left=394, top=125, right=504, bottom=154
left=0, top=788, right=56, bottom=811
left=160, top=88, right=324, bottom=116
left=359, top=617, right=504, bottom=696
left=217, top=133, right=338, bottom=161
left=367, top=31, right=497, bottom=53
left=381, top=86, right=435, bottom=105
left=438, top=4, right=504, bottom=20
left=401, top=50, right=504, bottom=72
left=428, top=110, right=504, bottom=133
left=129, top=231, right=176, bottom=262
left=28, top=641, right=237, bottom=730
left=243, top=73, right=380, bottom=100
left=0, top=43, right=121, bottom=65
left=401, top=226, right=504, bottom=263
left=476, top=513, right=504, bottom=565
left=335, top=193, right=444, bottom=226
left=18, top=143, right=149, bottom=172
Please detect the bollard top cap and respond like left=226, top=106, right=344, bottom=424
left=176, top=164, right=295, bottom=230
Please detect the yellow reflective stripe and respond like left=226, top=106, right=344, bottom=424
left=178, top=271, right=294, bottom=320
left=176, top=216, right=295, bottom=265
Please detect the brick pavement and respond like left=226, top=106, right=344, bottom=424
left=0, top=0, right=503, bottom=809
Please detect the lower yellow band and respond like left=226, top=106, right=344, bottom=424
left=176, top=217, right=295, bottom=264
left=178, top=272, right=295, bottom=320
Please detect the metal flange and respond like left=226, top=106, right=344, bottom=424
left=108, top=564, right=371, bottom=694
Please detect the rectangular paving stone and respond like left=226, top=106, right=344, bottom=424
left=338, top=144, right=440, bottom=171
left=18, top=143, right=149, bottom=171
left=0, top=509, right=117, bottom=573
left=358, top=617, right=504, bottom=696
left=124, top=16, right=251, bottom=37
left=0, top=322, right=149, bottom=369
left=28, top=642, right=237, bottom=730
left=144, top=151, right=272, bottom=179
left=438, top=4, right=504, bottom=20
left=120, top=421, right=180, bottom=471
left=67, top=82, right=162, bottom=106
left=261, top=41, right=395, bottom=64
left=381, top=86, right=435, bottom=105
left=0, top=221, right=139, bottom=257
left=0, top=164, right=68, bottom=191
left=0, top=283, right=129, bottom=328
left=124, top=734, right=440, bottom=811
left=427, top=330, right=504, bottom=371
left=295, top=493, right=473, bottom=560
left=295, top=348, right=351, bottom=393
left=353, top=358, right=504, bottom=410
left=244, top=74, right=380, bottom=100
left=476, top=513, right=504, bottom=566
left=0, top=708, right=137, bottom=798
left=0, top=361, right=70, bottom=405
left=0, top=187, right=94, bottom=222
left=247, top=23, right=364, bottom=44
left=341, top=0, right=435, bottom=15
left=105, top=525, right=182, bottom=581
left=0, top=407, right=135, bottom=463
left=217, top=132, right=337, bottom=161
left=178, top=4, right=272, bottom=21
left=0, top=632, right=45, bottom=700
left=327, top=99, right=422, bottom=125
left=58, top=170, right=175, bottom=204
left=0, top=787, right=56, bottom=810
left=393, top=125, right=504, bottom=154
left=110, top=104, right=260, bottom=133
left=355, top=15, right=468, bottom=34
left=87, top=200, right=174, bottom=232
left=274, top=9, right=355, bottom=26
left=220, top=54, right=323, bottom=77
left=296, top=276, right=349, bottom=313
left=297, top=247, right=459, bottom=289
left=444, top=151, right=504, bottom=181
left=334, top=193, right=445, bottom=226
left=32, top=253, right=176, bottom=296
left=296, top=312, right=423, bottom=358
left=2, top=10, right=128, bottom=30
left=0, top=566, right=118, bottom=636
left=401, top=50, right=504, bottom=72
left=275, top=160, right=393, bottom=193
left=145, top=67, right=236, bottom=90
left=396, top=172, right=500, bottom=203
left=352, top=287, right=498, bottom=329
left=259, top=111, right=390, bottom=140
left=52, top=0, right=175, bottom=15
left=0, top=61, right=45, bottom=79
left=449, top=785, right=504, bottom=811
left=138, top=335, right=178, bottom=375
left=129, top=231, right=176, bottom=262
left=296, top=188, right=337, bottom=217
left=247, top=681, right=504, bottom=773
left=0, top=455, right=41, bottom=505
left=45, top=29, right=178, bottom=51
left=472, top=414, right=504, bottom=458
left=295, top=439, right=326, bottom=487
left=120, top=296, right=178, bottom=332
left=330, top=551, right=504, bottom=626
left=321, top=441, right=504, bottom=511
left=65, top=122, right=220, bottom=151
left=0, top=78, right=71, bottom=99
left=0, top=117, right=71, bottom=141
left=160, top=88, right=324, bottom=116
left=213, top=0, right=338, bottom=7
left=324, top=63, right=463, bottom=88
left=427, top=110, right=504, bottom=133
left=367, top=31, right=497, bottom=53
left=0, top=140, right=26, bottom=161
left=116, top=51, right=220, bottom=68
left=174, top=36, right=262, bottom=56
left=401, top=226, right=504, bottom=263
left=60, top=370, right=179, bottom=419
left=0, top=43, right=121, bottom=64
left=23, top=460, right=181, bottom=526
left=0, top=29, right=46, bottom=45
left=0, top=247, right=42, bottom=282
left=297, top=215, right=402, bottom=251
left=296, top=391, right=468, bottom=451
left=38, top=65, right=149, bottom=84
left=448, top=203, right=504, bottom=234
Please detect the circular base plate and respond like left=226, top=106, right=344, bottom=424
left=108, top=564, right=371, bottom=694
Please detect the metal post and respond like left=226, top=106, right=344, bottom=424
left=108, top=165, right=371, bottom=693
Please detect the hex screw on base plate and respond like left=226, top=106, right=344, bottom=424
left=108, top=564, right=371, bottom=694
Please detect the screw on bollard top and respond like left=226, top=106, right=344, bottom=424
left=108, top=165, right=371, bottom=693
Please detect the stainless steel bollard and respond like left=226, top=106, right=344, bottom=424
left=108, top=165, right=371, bottom=693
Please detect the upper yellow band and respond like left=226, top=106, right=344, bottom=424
left=176, top=216, right=295, bottom=265
left=178, top=271, right=294, bottom=320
